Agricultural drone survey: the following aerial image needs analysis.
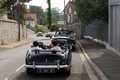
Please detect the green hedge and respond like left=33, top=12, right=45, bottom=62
left=34, top=25, right=45, bottom=33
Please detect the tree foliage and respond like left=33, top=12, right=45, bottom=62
left=34, top=25, right=45, bottom=33
left=2, top=0, right=31, bottom=10
left=74, top=0, right=108, bottom=23
left=0, top=0, right=31, bottom=19
left=30, top=6, right=47, bottom=25
left=51, top=7, right=60, bottom=21
left=0, top=0, right=5, bottom=17
left=51, top=22, right=58, bottom=31
left=46, top=0, right=52, bottom=30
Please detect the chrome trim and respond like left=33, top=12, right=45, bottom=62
left=25, top=65, right=69, bottom=69
left=33, top=61, right=35, bottom=69
left=55, top=60, right=60, bottom=70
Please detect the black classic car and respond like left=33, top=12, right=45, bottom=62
left=52, top=30, right=76, bottom=51
left=25, top=40, right=72, bottom=75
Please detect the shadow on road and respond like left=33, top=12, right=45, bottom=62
left=13, top=71, right=69, bottom=80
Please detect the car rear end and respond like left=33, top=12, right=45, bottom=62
left=25, top=50, right=71, bottom=75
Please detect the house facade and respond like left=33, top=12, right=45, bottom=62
left=25, top=10, right=37, bottom=27
left=63, top=1, right=79, bottom=37
left=64, top=1, right=79, bottom=34
left=64, top=1, right=77, bottom=26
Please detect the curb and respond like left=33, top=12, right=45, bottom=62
left=107, top=46, right=120, bottom=57
left=10, top=39, right=34, bottom=49
left=77, top=41, right=108, bottom=80
left=0, top=38, right=34, bottom=53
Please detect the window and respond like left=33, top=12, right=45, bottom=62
left=67, top=14, right=73, bottom=23
left=74, top=11, right=76, bottom=15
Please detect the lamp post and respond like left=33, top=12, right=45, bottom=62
left=18, top=0, right=20, bottom=41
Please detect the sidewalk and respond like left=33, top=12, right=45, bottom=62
left=0, top=37, right=34, bottom=53
left=78, top=38, right=120, bottom=80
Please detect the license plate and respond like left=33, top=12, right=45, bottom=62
left=37, top=68, right=55, bottom=73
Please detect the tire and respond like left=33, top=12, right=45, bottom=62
left=26, top=68, right=32, bottom=75
left=65, top=68, right=71, bottom=76
left=72, top=46, right=75, bottom=51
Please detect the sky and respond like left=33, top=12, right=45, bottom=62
left=26, top=0, right=69, bottom=12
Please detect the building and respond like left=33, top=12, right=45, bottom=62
left=64, top=1, right=77, bottom=26
left=25, top=10, right=37, bottom=27
left=63, top=1, right=78, bottom=34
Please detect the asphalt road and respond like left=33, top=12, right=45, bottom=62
left=0, top=35, right=98, bottom=80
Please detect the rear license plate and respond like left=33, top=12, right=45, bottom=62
left=37, top=68, right=55, bottom=73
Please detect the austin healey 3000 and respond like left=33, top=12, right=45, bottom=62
left=25, top=40, right=72, bottom=75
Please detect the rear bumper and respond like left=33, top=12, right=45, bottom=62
left=25, top=65, right=70, bottom=69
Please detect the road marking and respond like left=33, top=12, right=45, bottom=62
left=16, top=64, right=25, bottom=72
left=4, top=78, right=8, bottom=80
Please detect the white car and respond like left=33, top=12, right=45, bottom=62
left=36, top=32, right=43, bottom=37
left=50, top=32, right=55, bottom=38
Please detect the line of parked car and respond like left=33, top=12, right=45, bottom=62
left=36, top=31, right=56, bottom=38
left=36, top=30, right=76, bottom=51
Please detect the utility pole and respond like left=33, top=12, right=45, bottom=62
left=18, top=0, right=20, bottom=41
left=25, top=4, right=27, bottom=38
left=64, top=0, right=66, bottom=29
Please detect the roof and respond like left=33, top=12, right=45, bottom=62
left=0, top=18, right=17, bottom=23
left=27, top=17, right=35, bottom=21
left=25, top=11, right=37, bottom=19
left=63, top=1, right=76, bottom=11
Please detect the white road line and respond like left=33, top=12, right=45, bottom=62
left=16, top=64, right=25, bottom=72
left=4, top=78, right=8, bottom=80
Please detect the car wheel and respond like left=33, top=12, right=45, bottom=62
left=65, top=68, right=71, bottom=76
left=72, top=46, right=75, bottom=51
left=26, top=68, right=32, bottom=75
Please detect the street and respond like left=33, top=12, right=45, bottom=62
left=0, top=35, right=98, bottom=80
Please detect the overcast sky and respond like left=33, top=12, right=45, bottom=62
left=27, top=0, right=69, bottom=11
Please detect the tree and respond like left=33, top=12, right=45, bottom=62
left=46, top=0, right=52, bottom=31
left=74, top=0, right=108, bottom=39
left=0, top=0, right=5, bottom=17
left=51, top=22, right=58, bottom=31
left=2, top=0, right=31, bottom=11
left=51, top=7, right=60, bottom=21
left=34, top=25, right=45, bottom=33
left=74, top=0, right=108, bottom=23
left=29, top=6, right=47, bottom=25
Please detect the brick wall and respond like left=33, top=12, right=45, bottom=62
left=0, top=19, right=26, bottom=45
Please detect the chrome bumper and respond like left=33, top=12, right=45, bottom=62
left=25, top=65, right=69, bottom=70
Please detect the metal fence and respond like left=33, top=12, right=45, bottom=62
left=83, top=24, right=108, bottom=43
left=109, top=0, right=120, bottom=51
left=65, top=22, right=108, bottom=46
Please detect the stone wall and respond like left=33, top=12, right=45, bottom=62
left=0, top=19, right=26, bottom=45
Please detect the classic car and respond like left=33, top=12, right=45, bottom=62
left=36, top=32, right=43, bottom=37
left=25, top=40, right=72, bottom=75
left=50, top=31, right=55, bottom=38
left=45, top=32, right=51, bottom=37
left=52, top=30, right=76, bottom=51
